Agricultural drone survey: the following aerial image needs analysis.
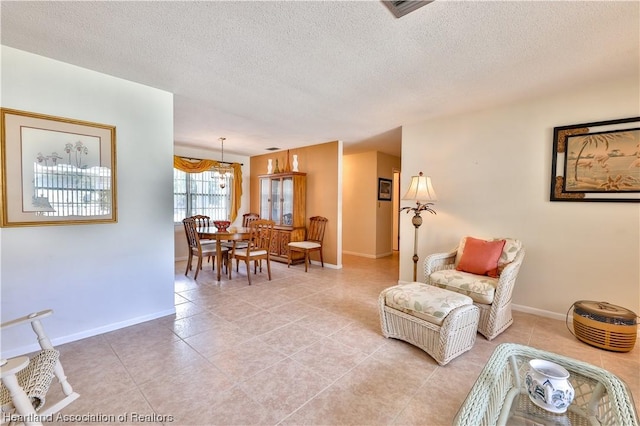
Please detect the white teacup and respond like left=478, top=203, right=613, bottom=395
left=525, top=359, right=575, bottom=413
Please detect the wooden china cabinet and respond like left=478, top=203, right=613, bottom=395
left=259, top=172, right=306, bottom=263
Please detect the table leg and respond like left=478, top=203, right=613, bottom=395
left=216, top=236, right=222, bottom=282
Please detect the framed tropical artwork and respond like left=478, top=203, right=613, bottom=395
left=550, top=117, right=640, bottom=202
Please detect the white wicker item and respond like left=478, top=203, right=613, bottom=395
left=1, top=349, right=59, bottom=412
left=454, top=343, right=639, bottom=426
left=1, top=309, right=80, bottom=422
left=379, top=287, right=480, bottom=365
left=424, top=246, right=525, bottom=341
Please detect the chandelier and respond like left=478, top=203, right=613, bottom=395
left=215, top=137, right=234, bottom=189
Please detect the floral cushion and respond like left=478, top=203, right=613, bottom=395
left=429, top=269, right=497, bottom=304
left=498, top=238, right=522, bottom=274
left=454, top=237, right=522, bottom=276
left=384, top=282, right=473, bottom=326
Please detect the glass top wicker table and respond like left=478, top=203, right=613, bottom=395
left=454, top=343, right=638, bottom=426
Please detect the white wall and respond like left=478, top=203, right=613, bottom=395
left=0, top=47, right=176, bottom=357
left=400, top=76, right=640, bottom=318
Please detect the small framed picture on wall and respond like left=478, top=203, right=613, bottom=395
left=378, top=178, right=392, bottom=201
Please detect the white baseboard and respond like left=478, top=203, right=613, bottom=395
left=342, top=251, right=393, bottom=259
left=512, top=303, right=570, bottom=322
left=1, top=308, right=176, bottom=359
left=376, top=252, right=394, bottom=258
left=342, top=250, right=376, bottom=258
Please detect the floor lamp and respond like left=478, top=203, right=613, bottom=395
left=401, top=172, right=437, bottom=282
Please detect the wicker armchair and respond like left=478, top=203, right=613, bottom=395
left=424, top=237, right=525, bottom=340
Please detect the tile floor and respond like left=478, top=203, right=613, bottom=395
left=40, top=253, right=638, bottom=425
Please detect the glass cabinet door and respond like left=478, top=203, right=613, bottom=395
left=271, top=178, right=281, bottom=225
left=260, top=178, right=270, bottom=220
left=260, top=174, right=302, bottom=229
left=282, top=177, right=293, bottom=226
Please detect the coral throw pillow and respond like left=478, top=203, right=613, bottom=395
left=456, top=237, right=506, bottom=278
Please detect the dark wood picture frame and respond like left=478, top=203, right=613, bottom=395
left=378, top=177, right=392, bottom=201
left=550, top=117, right=640, bottom=202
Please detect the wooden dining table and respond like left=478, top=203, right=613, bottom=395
left=197, top=226, right=252, bottom=282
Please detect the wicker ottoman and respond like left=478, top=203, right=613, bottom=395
left=379, top=282, right=480, bottom=365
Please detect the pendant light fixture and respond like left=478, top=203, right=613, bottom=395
left=215, top=137, right=233, bottom=189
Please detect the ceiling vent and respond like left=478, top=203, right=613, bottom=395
left=382, top=1, right=433, bottom=18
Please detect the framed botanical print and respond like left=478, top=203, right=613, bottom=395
left=1, top=108, right=117, bottom=226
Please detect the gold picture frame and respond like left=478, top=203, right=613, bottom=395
left=1, top=108, right=117, bottom=226
left=550, top=117, right=640, bottom=202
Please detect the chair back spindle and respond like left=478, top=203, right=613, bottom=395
left=189, top=214, right=210, bottom=228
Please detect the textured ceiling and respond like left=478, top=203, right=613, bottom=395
left=1, top=1, right=638, bottom=157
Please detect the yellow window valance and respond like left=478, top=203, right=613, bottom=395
left=173, top=155, right=243, bottom=222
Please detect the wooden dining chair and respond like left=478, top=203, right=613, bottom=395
left=187, top=215, right=215, bottom=242
left=183, top=218, right=228, bottom=280
left=223, top=213, right=261, bottom=268
left=189, top=214, right=210, bottom=228
left=230, top=219, right=274, bottom=285
left=242, top=212, right=260, bottom=227
left=187, top=214, right=218, bottom=263
left=288, top=216, right=328, bottom=272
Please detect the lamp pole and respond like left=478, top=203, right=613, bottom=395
left=411, top=206, right=422, bottom=282
left=401, top=172, right=437, bottom=282
left=402, top=201, right=435, bottom=281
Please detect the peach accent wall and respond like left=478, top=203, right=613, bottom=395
left=250, top=141, right=340, bottom=267
left=343, top=152, right=377, bottom=256
left=343, top=151, right=401, bottom=257
left=377, top=152, right=402, bottom=255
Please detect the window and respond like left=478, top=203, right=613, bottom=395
left=173, top=168, right=232, bottom=222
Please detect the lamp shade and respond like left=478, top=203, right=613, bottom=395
left=402, top=172, right=437, bottom=202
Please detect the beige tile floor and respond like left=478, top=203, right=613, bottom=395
left=42, top=253, right=638, bottom=425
